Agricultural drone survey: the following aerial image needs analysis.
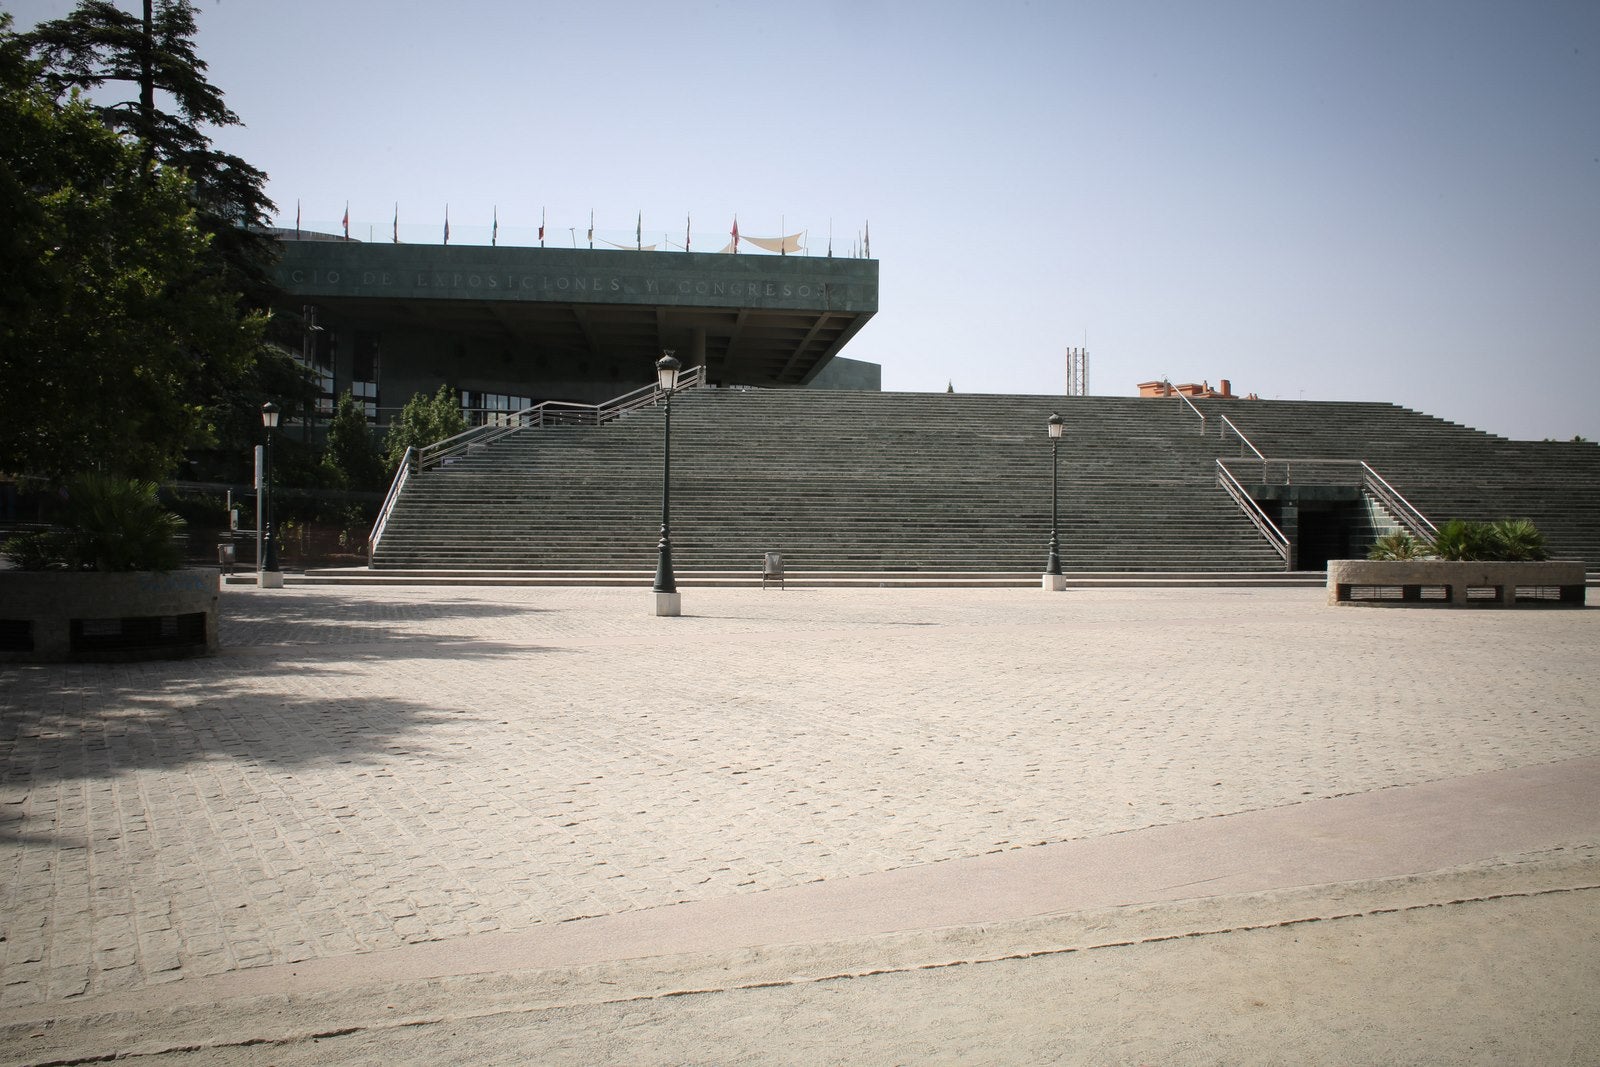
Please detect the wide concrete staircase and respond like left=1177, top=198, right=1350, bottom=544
left=1198, top=398, right=1600, bottom=564
left=369, top=389, right=1287, bottom=574
left=365, top=389, right=1599, bottom=577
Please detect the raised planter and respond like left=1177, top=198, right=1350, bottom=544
left=0, top=568, right=220, bottom=661
left=1327, top=559, right=1586, bottom=607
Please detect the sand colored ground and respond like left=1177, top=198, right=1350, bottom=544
left=1, top=585, right=1596, bottom=1064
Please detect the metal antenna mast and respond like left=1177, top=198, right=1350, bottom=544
left=1065, top=346, right=1089, bottom=396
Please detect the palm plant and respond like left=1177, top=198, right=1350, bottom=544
left=1427, top=517, right=1550, bottom=562
left=1429, top=519, right=1498, bottom=562
left=1489, top=518, right=1548, bottom=562
left=1, top=475, right=185, bottom=571
left=1367, top=530, right=1431, bottom=561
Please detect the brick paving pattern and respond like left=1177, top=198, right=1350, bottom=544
left=1, top=586, right=1596, bottom=1007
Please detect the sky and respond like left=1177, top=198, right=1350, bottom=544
left=8, top=0, right=1599, bottom=441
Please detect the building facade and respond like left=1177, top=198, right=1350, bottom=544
left=271, top=237, right=881, bottom=427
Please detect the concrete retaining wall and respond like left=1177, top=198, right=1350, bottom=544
left=1327, top=559, right=1586, bottom=607
left=0, top=569, right=220, bottom=661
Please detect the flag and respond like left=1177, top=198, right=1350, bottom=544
left=731, top=215, right=739, bottom=254
left=341, top=202, right=349, bottom=240
left=781, top=215, right=786, bottom=256
left=864, top=220, right=871, bottom=258
left=686, top=213, right=691, bottom=252
left=393, top=203, right=399, bottom=244
left=636, top=211, right=642, bottom=251
left=587, top=210, right=594, bottom=248
left=295, top=199, right=301, bottom=240
left=491, top=206, right=498, bottom=246
left=444, top=205, right=450, bottom=245
left=538, top=207, right=545, bottom=247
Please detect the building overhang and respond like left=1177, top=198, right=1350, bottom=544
left=272, top=240, right=878, bottom=387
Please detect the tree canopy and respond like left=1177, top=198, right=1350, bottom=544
left=1, top=4, right=307, bottom=485
left=19, top=0, right=277, bottom=304
left=385, top=387, right=468, bottom=472
left=0, top=19, right=264, bottom=482
left=324, top=391, right=389, bottom=491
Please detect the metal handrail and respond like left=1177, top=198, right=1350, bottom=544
left=415, top=366, right=705, bottom=471
left=367, top=369, right=706, bottom=561
left=368, top=446, right=414, bottom=562
left=1215, top=456, right=1438, bottom=550
left=1360, top=461, right=1438, bottom=538
left=1216, top=413, right=1265, bottom=460
left=1164, top=381, right=1206, bottom=429
left=1215, top=460, right=1289, bottom=564
left=1222, top=456, right=1370, bottom=487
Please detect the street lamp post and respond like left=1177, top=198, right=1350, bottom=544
left=1044, top=412, right=1065, bottom=591
left=653, top=352, right=682, bottom=616
left=259, top=401, right=283, bottom=588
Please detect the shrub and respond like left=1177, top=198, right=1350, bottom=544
left=0, top=474, right=185, bottom=571
left=1489, top=518, right=1548, bottom=562
left=1427, top=518, right=1550, bottom=563
left=1429, top=519, right=1496, bottom=561
left=1367, top=531, right=1430, bottom=561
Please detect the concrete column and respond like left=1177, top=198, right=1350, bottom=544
left=1280, top=501, right=1300, bottom=571
left=691, top=327, right=707, bottom=377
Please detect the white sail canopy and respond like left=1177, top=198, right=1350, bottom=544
left=737, top=231, right=805, bottom=254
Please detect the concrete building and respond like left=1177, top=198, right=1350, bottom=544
left=270, top=236, right=881, bottom=427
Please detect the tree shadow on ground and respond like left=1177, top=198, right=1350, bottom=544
left=0, top=677, right=513, bottom=839
left=216, top=588, right=575, bottom=664
left=0, top=589, right=576, bottom=808
left=219, top=588, right=546, bottom=644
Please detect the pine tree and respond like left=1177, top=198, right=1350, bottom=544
left=12, top=2, right=312, bottom=481
left=19, top=0, right=277, bottom=305
left=0, top=17, right=264, bottom=481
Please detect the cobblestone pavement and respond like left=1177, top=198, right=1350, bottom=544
left=1, top=586, right=1596, bottom=1008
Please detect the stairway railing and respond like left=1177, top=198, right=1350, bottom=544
left=1165, top=381, right=1206, bottom=431
left=368, top=446, right=414, bottom=563
left=1359, top=461, right=1438, bottom=539
left=1214, top=460, right=1289, bottom=565
left=416, top=365, right=706, bottom=471
left=367, top=368, right=705, bottom=560
left=1216, top=456, right=1438, bottom=548
left=1216, top=413, right=1265, bottom=460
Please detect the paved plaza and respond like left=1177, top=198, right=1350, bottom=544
left=1, top=584, right=1597, bottom=1063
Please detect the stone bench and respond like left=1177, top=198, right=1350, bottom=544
left=1327, top=559, right=1586, bottom=607
left=0, top=569, right=220, bottom=661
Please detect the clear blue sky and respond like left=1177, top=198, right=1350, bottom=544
left=10, top=0, right=1599, bottom=441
